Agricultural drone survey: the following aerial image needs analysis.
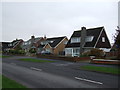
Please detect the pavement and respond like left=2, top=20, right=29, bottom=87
left=2, top=56, right=120, bottom=88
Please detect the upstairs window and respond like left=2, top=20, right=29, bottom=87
left=71, top=37, right=81, bottom=43
left=64, top=41, right=68, bottom=44
left=49, top=40, right=54, bottom=43
left=102, top=37, right=105, bottom=42
left=9, top=44, right=12, bottom=46
left=85, top=36, right=94, bottom=42
left=28, top=41, right=31, bottom=44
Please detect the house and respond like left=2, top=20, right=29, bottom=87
left=1, top=42, right=10, bottom=53
left=65, top=26, right=111, bottom=57
left=37, top=36, right=68, bottom=55
left=8, top=39, right=23, bottom=50
left=21, top=36, right=44, bottom=54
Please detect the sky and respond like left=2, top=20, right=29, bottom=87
left=1, top=0, right=119, bottom=43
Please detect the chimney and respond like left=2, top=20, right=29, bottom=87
left=44, top=35, right=47, bottom=40
left=31, top=35, right=35, bottom=44
left=80, top=26, right=87, bottom=55
left=31, top=35, right=35, bottom=39
left=81, top=27, right=86, bottom=31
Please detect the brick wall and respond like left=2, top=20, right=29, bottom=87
left=36, top=54, right=90, bottom=62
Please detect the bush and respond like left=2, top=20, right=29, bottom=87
left=29, top=48, right=36, bottom=54
left=82, top=48, right=105, bottom=57
left=8, top=49, right=25, bottom=55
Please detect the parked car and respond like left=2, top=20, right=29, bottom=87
left=41, top=51, right=52, bottom=55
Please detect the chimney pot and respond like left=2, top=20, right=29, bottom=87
left=31, top=35, right=35, bottom=39
left=81, top=27, right=86, bottom=30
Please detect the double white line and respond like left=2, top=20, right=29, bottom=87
left=75, top=77, right=103, bottom=85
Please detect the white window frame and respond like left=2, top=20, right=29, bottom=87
left=65, top=48, right=72, bottom=55
left=85, top=36, right=94, bottom=42
left=102, top=37, right=105, bottom=42
left=64, top=41, right=68, bottom=44
left=73, top=48, right=80, bottom=56
left=71, top=37, right=81, bottom=43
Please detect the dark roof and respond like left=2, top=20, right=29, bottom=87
left=2, top=42, right=10, bottom=51
left=84, top=27, right=103, bottom=47
left=46, top=36, right=66, bottom=47
left=9, top=39, right=23, bottom=48
left=39, top=44, right=45, bottom=48
left=65, top=27, right=103, bottom=48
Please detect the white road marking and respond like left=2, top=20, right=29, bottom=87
left=51, top=63, right=74, bottom=66
left=75, top=77, right=103, bottom=85
left=10, top=63, right=16, bottom=65
left=30, top=67, right=42, bottom=71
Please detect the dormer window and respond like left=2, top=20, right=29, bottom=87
left=85, top=36, right=94, bottom=42
left=71, top=37, right=81, bottom=43
left=9, top=44, right=12, bottom=46
left=50, top=41, right=54, bottom=43
left=102, top=37, right=105, bottom=42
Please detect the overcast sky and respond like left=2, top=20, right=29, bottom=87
left=1, top=0, right=119, bottom=43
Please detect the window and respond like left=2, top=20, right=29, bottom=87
left=64, top=41, right=68, bottom=44
left=102, top=37, right=105, bottom=42
left=73, top=48, right=80, bottom=56
left=85, top=36, right=94, bottom=42
left=24, top=42, right=27, bottom=45
left=71, top=37, right=81, bottom=43
left=9, top=44, right=12, bottom=46
left=65, top=48, right=72, bottom=55
left=50, top=41, right=54, bottom=43
left=28, top=41, right=31, bottom=44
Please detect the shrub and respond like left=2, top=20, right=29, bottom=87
left=82, top=48, right=105, bottom=57
left=8, top=49, right=25, bottom=55
left=29, top=48, right=36, bottom=54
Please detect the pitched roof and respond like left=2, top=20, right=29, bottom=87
left=9, top=39, right=23, bottom=48
left=65, top=27, right=104, bottom=48
left=46, top=36, right=66, bottom=47
left=2, top=42, right=11, bottom=51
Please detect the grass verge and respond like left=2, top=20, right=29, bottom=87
left=0, top=55, right=11, bottom=58
left=80, top=65, right=120, bottom=75
left=2, top=75, right=27, bottom=88
left=19, top=58, right=55, bottom=63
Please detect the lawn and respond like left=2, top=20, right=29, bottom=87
left=0, top=55, right=11, bottom=58
left=0, top=75, right=1, bottom=89
left=18, top=58, right=55, bottom=63
left=2, top=75, right=28, bottom=89
left=80, top=65, right=120, bottom=75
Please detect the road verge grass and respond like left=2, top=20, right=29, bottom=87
left=2, top=75, right=28, bottom=89
left=18, top=58, right=55, bottom=63
left=0, top=55, right=11, bottom=58
left=80, top=65, right=120, bottom=75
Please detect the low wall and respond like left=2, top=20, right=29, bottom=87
left=90, top=59, right=120, bottom=64
left=36, top=54, right=90, bottom=62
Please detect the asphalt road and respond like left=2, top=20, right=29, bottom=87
left=2, top=56, right=120, bottom=88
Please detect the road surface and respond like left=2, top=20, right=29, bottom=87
left=2, top=56, right=119, bottom=88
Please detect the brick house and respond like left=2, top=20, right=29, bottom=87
left=1, top=39, right=23, bottom=53
left=65, top=26, right=111, bottom=57
left=9, top=39, right=23, bottom=50
left=1, top=42, right=10, bottom=53
left=37, top=36, right=68, bottom=55
left=21, top=36, right=44, bottom=54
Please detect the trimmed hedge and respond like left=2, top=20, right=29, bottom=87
left=8, top=50, right=25, bottom=55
